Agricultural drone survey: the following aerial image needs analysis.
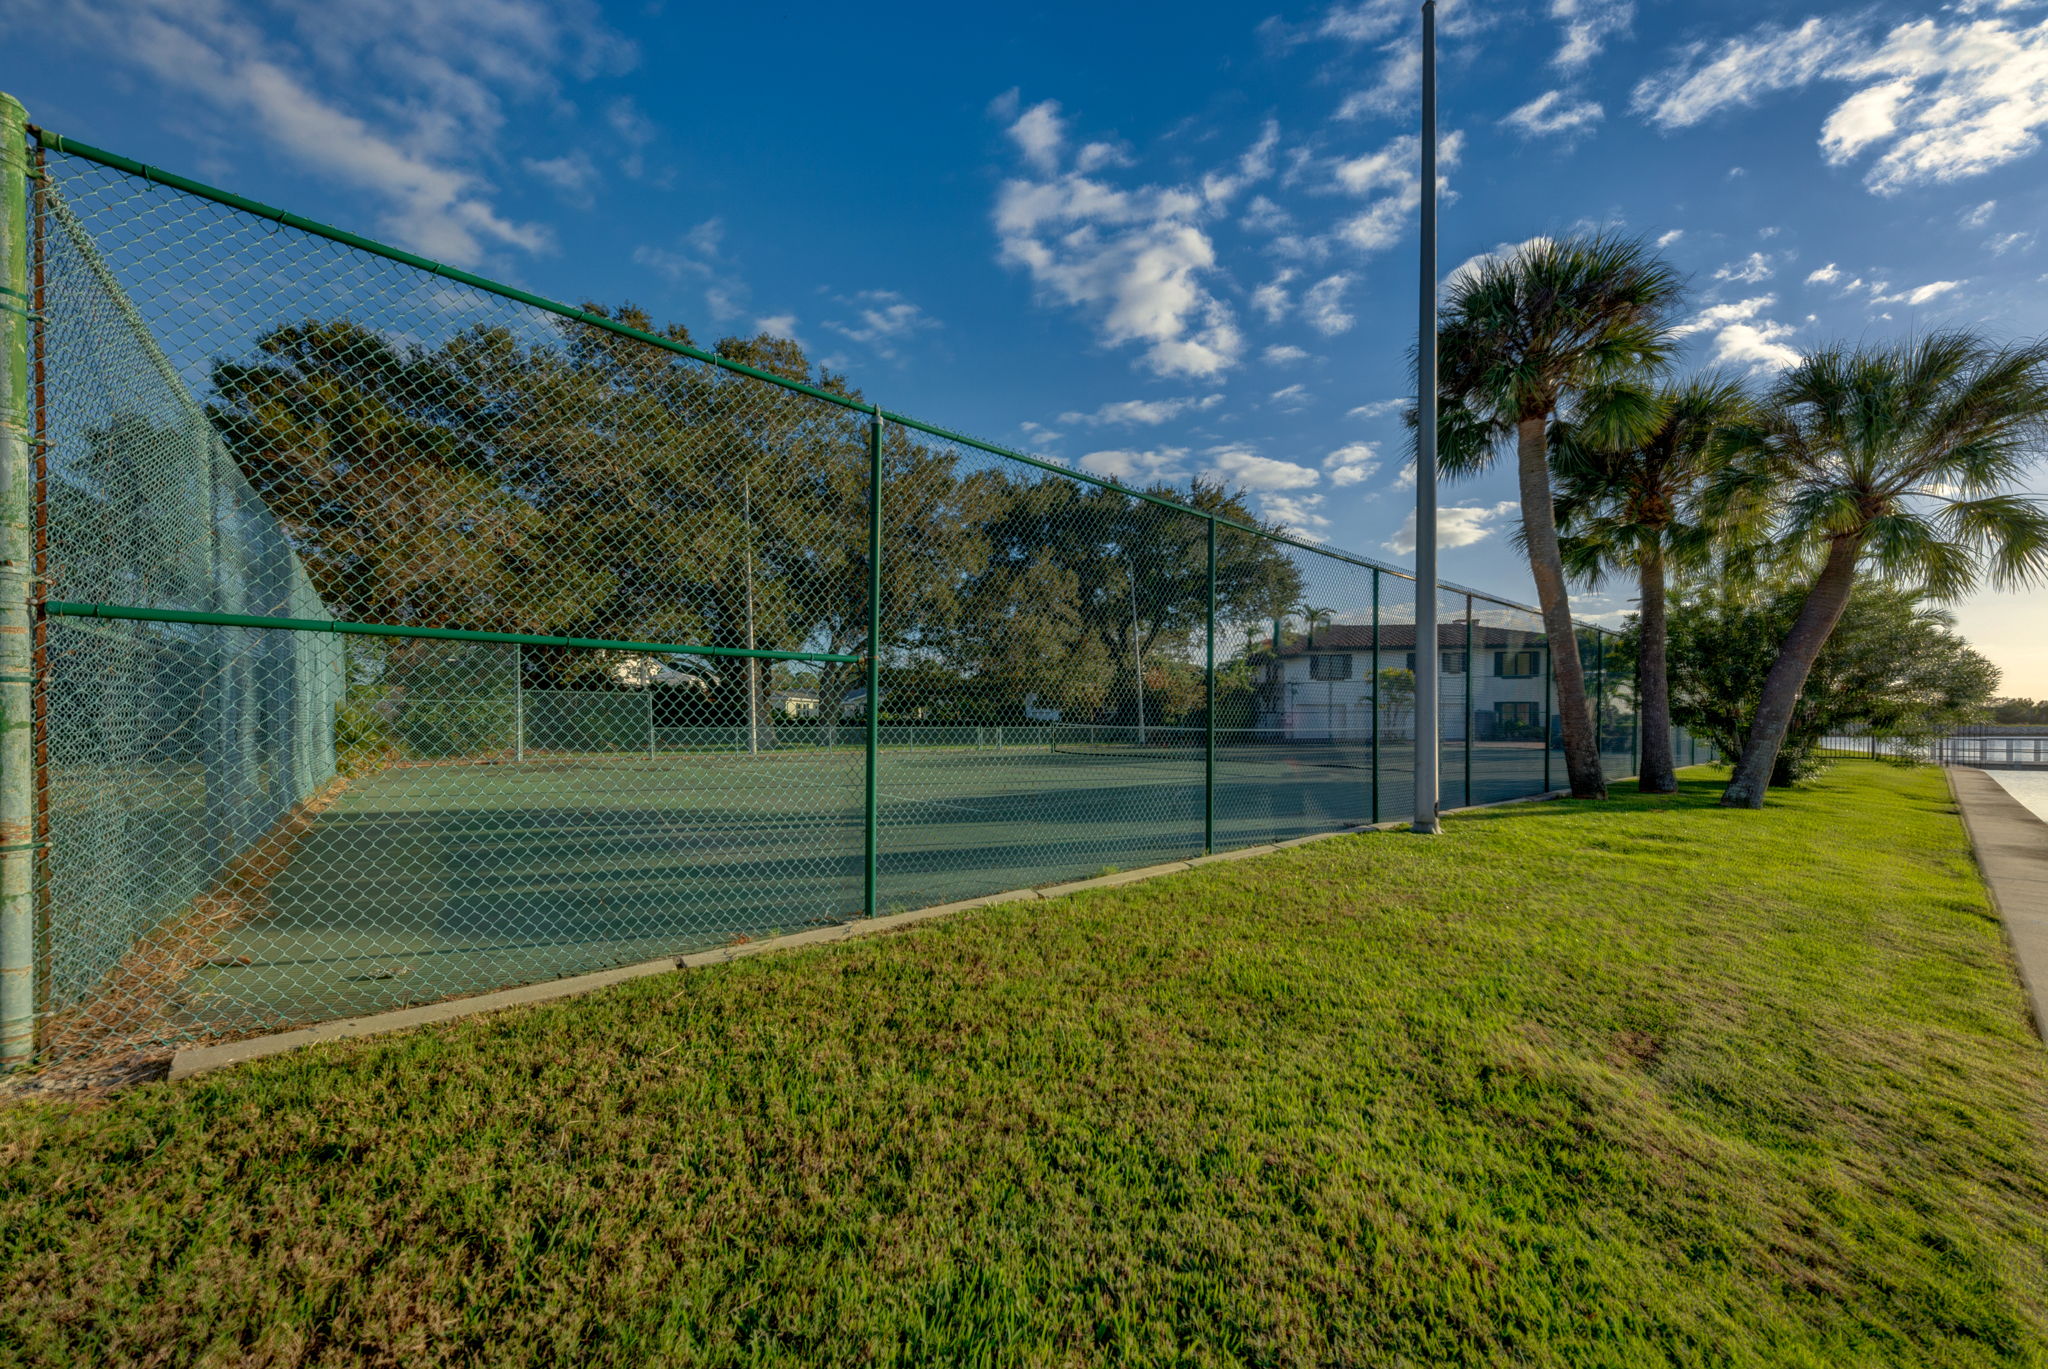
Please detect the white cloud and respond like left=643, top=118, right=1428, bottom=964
left=1269, top=383, right=1313, bottom=410
left=1057, top=395, right=1223, bottom=426
left=1263, top=344, right=1311, bottom=365
left=523, top=150, right=599, bottom=208
left=1500, top=90, right=1605, bottom=139
left=1631, top=18, right=1855, bottom=129
left=1204, top=444, right=1320, bottom=491
left=1348, top=398, right=1406, bottom=420
left=1078, top=447, right=1189, bottom=483
left=1331, top=130, right=1466, bottom=255
left=822, top=290, right=939, bottom=358
left=1383, top=501, right=1519, bottom=556
left=1552, top=0, right=1633, bottom=71
left=1259, top=493, right=1333, bottom=542
left=1202, top=120, right=1281, bottom=206
left=1336, top=44, right=1422, bottom=119
left=633, top=217, right=758, bottom=322
left=1990, top=230, right=2037, bottom=255
left=1963, top=199, right=1998, bottom=228
left=1713, top=251, right=1776, bottom=284
left=1251, top=269, right=1298, bottom=324
left=19, top=0, right=632, bottom=266
left=1324, top=442, right=1381, bottom=486
left=1806, top=262, right=1843, bottom=286
left=754, top=314, right=800, bottom=341
left=1241, top=195, right=1294, bottom=233
left=1445, top=236, right=1558, bottom=293
left=1635, top=11, right=2048, bottom=194
left=992, top=101, right=1252, bottom=378
left=1870, top=280, right=1963, bottom=306
left=1672, top=295, right=1802, bottom=372
left=1007, top=100, right=1066, bottom=174
left=1302, top=274, right=1356, bottom=335
left=1655, top=229, right=1685, bottom=248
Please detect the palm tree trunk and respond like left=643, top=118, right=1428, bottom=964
left=1517, top=416, right=1606, bottom=799
left=1635, top=546, right=1676, bottom=795
left=1720, top=534, right=1863, bottom=808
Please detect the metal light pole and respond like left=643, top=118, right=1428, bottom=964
left=1411, top=0, right=1442, bottom=835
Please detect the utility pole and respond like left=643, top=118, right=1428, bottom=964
left=1412, top=0, right=1442, bottom=835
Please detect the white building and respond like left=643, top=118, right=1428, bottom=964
left=1253, top=623, right=1554, bottom=743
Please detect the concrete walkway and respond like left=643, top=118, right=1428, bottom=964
left=1949, top=766, right=2048, bottom=1038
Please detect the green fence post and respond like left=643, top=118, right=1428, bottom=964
left=1204, top=516, right=1215, bottom=855
left=0, top=94, right=34, bottom=1069
left=1594, top=630, right=1606, bottom=777
left=864, top=412, right=883, bottom=918
left=1463, top=594, right=1473, bottom=808
left=1370, top=570, right=1380, bottom=825
left=1543, top=637, right=1553, bottom=794
left=1630, top=632, right=1641, bottom=777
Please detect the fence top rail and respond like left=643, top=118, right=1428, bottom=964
left=29, top=121, right=1603, bottom=638
left=44, top=601, right=861, bottom=665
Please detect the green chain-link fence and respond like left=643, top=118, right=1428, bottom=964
left=0, top=113, right=1716, bottom=1064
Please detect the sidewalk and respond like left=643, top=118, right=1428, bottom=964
left=1948, top=766, right=2048, bottom=1038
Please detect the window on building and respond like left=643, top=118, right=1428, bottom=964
left=1404, top=651, right=1467, bottom=674
left=1309, top=654, right=1352, bottom=681
left=1497, top=701, right=1540, bottom=729
left=1495, top=650, right=1540, bottom=679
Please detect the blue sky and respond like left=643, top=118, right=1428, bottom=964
left=6, top=0, right=2048, bottom=691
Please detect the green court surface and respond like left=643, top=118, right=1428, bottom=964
left=187, top=739, right=1579, bottom=1032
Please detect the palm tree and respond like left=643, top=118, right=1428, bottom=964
left=1710, top=332, right=2048, bottom=808
left=1552, top=374, right=1759, bottom=794
left=1435, top=234, right=1685, bottom=800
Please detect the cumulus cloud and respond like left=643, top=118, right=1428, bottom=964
left=1077, top=447, right=1190, bottom=483
left=1348, top=398, right=1406, bottom=420
left=1870, top=280, right=1963, bottom=306
left=1323, top=442, right=1381, bottom=486
left=1673, top=295, right=1802, bottom=372
left=1269, top=383, right=1313, bottom=411
left=1500, top=90, right=1605, bottom=138
left=1205, top=444, right=1320, bottom=491
left=1631, top=18, right=1854, bottom=129
left=16, top=0, right=633, bottom=265
left=1302, top=274, right=1356, bottom=336
left=1552, top=0, right=1633, bottom=71
left=1336, top=45, right=1422, bottom=120
left=1263, top=344, right=1311, bottom=365
left=821, top=289, right=938, bottom=358
left=1383, top=501, right=1519, bottom=556
left=1806, top=262, right=1843, bottom=286
left=992, top=99, right=1263, bottom=377
left=1331, top=130, right=1466, bottom=255
left=1713, top=251, right=1776, bottom=284
left=1655, top=229, right=1685, bottom=248
left=1251, top=269, right=1298, bottom=324
left=1057, top=395, right=1224, bottom=426
left=1634, top=10, right=2048, bottom=194
left=1259, top=493, right=1334, bottom=543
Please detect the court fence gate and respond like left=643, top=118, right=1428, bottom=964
left=0, top=98, right=1714, bottom=1067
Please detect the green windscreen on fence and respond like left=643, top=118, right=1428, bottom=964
left=19, top=130, right=1713, bottom=1061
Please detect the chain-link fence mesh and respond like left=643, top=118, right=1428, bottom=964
left=12, top=132, right=1717, bottom=1063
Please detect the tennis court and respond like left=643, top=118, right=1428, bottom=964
left=170, top=734, right=1566, bottom=1029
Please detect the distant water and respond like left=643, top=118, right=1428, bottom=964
left=1988, top=770, right=2048, bottom=824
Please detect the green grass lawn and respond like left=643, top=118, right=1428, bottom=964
left=4, top=761, right=2047, bottom=1366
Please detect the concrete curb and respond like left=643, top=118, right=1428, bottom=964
left=1946, top=766, right=2048, bottom=1042
left=168, top=784, right=1580, bottom=1081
